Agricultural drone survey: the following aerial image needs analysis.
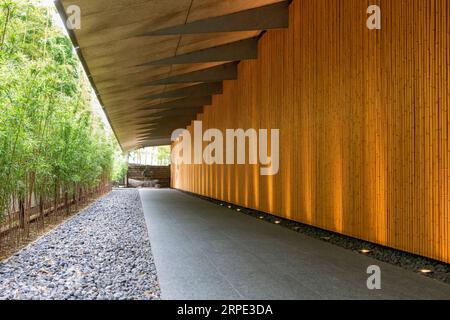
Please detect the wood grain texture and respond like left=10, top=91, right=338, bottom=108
left=171, top=0, right=450, bottom=263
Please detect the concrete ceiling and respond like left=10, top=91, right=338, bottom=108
left=56, top=0, right=290, bottom=151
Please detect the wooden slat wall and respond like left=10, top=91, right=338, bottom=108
left=171, top=0, right=450, bottom=263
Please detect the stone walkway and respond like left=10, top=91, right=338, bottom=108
left=140, top=189, right=450, bottom=300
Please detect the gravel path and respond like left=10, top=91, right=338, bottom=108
left=187, top=191, right=450, bottom=284
left=0, top=189, right=160, bottom=300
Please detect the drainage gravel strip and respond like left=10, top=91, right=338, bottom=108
left=0, top=189, right=160, bottom=300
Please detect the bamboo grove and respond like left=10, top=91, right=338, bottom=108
left=0, top=0, right=125, bottom=237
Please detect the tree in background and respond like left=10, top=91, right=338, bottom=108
left=157, top=146, right=170, bottom=166
left=0, top=0, right=123, bottom=223
left=128, top=146, right=171, bottom=166
left=112, top=139, right=128, bottom=183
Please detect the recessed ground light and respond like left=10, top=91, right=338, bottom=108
left=274, top=220, right=281, bottom=224
left=321, top=236, right=331, bottom=241
left=259, top=216, right=264, bottom=219
left=219, top=203, right=224, bottom=206
left=228, top=205, right=232, bottom=209
left=419, top=269, right=433, bottom=274
left=360, top=249, right=371, bottom=254
left=236, top=208, right=241, bottom=212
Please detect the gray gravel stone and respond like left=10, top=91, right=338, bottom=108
left=0, top=189, right=161, bottom=300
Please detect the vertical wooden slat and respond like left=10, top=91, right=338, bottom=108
left=171, top=0, right=450, bottom=263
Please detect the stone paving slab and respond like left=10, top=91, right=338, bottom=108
left=140, top=189, right=450, bottom=300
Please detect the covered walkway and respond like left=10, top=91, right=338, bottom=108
left=140, top=189, right=450, bottom=300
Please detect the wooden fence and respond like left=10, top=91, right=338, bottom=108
left=0, top=175, right=111, bottom=258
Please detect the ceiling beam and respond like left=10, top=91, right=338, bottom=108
left=146, top=62, right=237, bottom=86
left=141, top=1, right=290, bottom=36
left=110, top=97, right=206, bottom=118
left=144, top=107, right=203, bottom=118
left=113, top=105, right=204, bottom=118
left=137, top=96, right=212, bottom=111
left=133, top=115, right=197, bottom=129
left=136, top=126, right=192, bottom=138
left=135, top=116, right=198, bottom=127
left=134, top=138, right=174, bottom=149
left=113, top=107, right=204, bottom=124
left=145, top=37, right=258, bottom=65
left=135, top=128, right=157, bottom=135
left=134, top=123, right=192, bottom=135
left=135, top=126, right=192, bottom=139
